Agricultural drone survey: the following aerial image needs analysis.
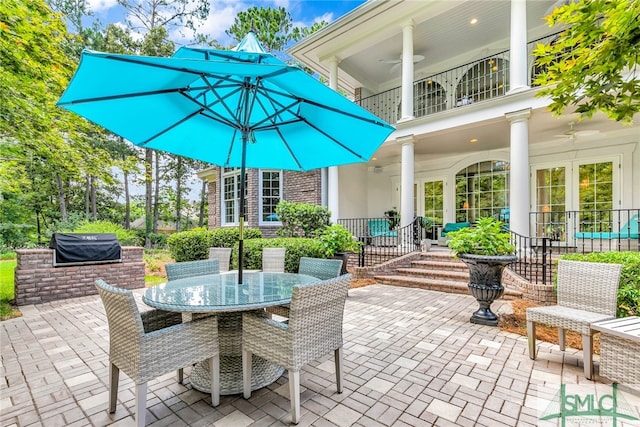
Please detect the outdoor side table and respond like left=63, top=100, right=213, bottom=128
left=591, top=316, right=640, bottom=388
left=143, top=271, right=320, bottom=395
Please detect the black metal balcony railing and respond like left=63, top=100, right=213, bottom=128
left=356, top=33, right=560, bottom=124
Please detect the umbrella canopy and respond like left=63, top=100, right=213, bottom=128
left=57, top=32, right=394, bottom=282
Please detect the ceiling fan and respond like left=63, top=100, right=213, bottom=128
left=378, top=54, right=425, bottom=74
left=553, top=122, right=600, bottom=142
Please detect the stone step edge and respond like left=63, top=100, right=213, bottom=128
left=373, top=275, right=523, bottom=299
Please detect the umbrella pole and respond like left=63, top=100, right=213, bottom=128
left=237, top=132, right=248, bottom=285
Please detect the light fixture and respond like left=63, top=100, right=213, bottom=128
left=463, top=201, right=470, bottom=209
left=488, top=59, right=494, bottom=65
left=371, top=157, right=377, bottom=161
left=492, top=66, right=498, bottom=72
left=542, top=205, right=551, bottom=212
left=470, top=18, right=478, bottom=25
left=470, top=138, right=478, bottom=143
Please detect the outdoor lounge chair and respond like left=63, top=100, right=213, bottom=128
left=165, top=259, right=219, bottom=281
left=526, top=260, right=622, bottom=379
left=209, top=247, right=232, bottom=272
left=95, top=279, right=220, bottom=427
left=242, top=274, right=351, bottom=424
left=262, top=247, right=286, bottom=273
left=368, top=219, right=398, bottom=246
left=574, top=214, right=639, bottom=239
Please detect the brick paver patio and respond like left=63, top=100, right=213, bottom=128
left=1, top=284, right=639, bottom=426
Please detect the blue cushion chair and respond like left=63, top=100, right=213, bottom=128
left=574, top=214, right=638, bottom=240
left=368, top=219, right=398, bottom=246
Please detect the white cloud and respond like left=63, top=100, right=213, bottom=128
left=87, top=0, right=118, bottom=13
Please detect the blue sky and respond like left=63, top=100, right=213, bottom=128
left=86, top=0, right=366, bottom=47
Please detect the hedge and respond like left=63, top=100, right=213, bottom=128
left=167, top=227, right=262, bottom=262
left=233, top=237, right=324, bottom=272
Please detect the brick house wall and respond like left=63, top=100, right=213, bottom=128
left=14, top=247, right=144, bottom=305
left=204, top=167, right=322, bottom=237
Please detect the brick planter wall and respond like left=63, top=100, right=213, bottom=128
left=14, top=247, right=145, bottom=305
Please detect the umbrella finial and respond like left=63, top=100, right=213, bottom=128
left=232, top=29, right=267, bottom=55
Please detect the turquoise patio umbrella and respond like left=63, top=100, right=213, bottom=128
left=57, top=32, right=395, bottom=283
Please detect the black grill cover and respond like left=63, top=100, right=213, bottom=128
left=50, top=233, right=122, bottom=266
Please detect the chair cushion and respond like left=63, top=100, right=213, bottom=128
left=441, top=222, right=470, bottom=237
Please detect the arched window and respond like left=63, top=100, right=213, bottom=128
left=414, top=80, right=446, bottom=117
left=455, top=160, right=509, bottom=223
left=455, top=57, right=509, bottom=105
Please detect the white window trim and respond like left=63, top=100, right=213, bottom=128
left=258, top=169, right=283, bottom=226
left=221, top=168, right=240, bottom=226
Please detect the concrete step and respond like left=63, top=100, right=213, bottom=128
left=372, top=274, right=523, bottom=299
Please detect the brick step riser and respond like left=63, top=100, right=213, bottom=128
left=410, top=261, right=468, bottom=272
left=374, top=275, right=522, bottom=300
left=396, top=268, right=469, bottom=282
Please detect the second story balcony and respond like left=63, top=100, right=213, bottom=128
left=356, top=34, right=557, bottom=125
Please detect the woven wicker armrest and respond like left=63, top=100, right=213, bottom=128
left=139, top=316, right=219, bottom=383
left=141, top=309, right=183, bottom=333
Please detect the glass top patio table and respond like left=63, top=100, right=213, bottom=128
left=142, top=271, right=322, bottom=395
left=143, top=271, right=320, bottom=313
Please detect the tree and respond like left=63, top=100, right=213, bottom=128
left=226, top=6, right=327, bottom=62
left=534, top=0, right=640, bottom=124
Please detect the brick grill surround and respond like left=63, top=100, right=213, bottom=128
left=14, top=247, right=145, bottom=305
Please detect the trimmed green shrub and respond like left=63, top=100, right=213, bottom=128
left=233, top=237, right=324, bottom=272
left=167, top=227, right=212, bottom=262
left=276, top=201, right=330, bottom=238
left=168, top=227, right=262, bottom=262
left=71, top=220, right=142, bottom=246
left=209, top=227, right=262, bottom=248
left=561, top=251, right=640, bottom=317
left=148, top=233, right=168, bottom=249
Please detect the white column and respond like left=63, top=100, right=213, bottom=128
left=505, top=109, right=531, bottom=237
left=400, top=136, right=415, bottom=234
left=399, top=21, right=415, bottom=121
left=509, top=0, right=529, bottom=93
left=328, top=57, right=340, bottom=223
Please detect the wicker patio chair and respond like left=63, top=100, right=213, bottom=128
left=262, top=247, right=286, bottom=273
left=266, top=257, right=343, bottom=318
left=298, top=256, right=343, bottom=280
left=165, top=259, right=220, bottom=281
left=242, top=274, right=352, bottom=424
left=209, top=247, right=232, bottom=272
left=95, top=279, right=220, bottom=427
left=526, top=260, right=622, bottom=379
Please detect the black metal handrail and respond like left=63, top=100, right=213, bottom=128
left=508, top=229, right=554, bottom=285
left=338, top=217, right=424, bottom=268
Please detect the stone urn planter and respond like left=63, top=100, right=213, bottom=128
left=446, top=217, right=517, bottom=327
left=458, top=253, right=517, bottom=326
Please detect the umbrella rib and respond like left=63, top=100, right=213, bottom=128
left=273, top=127, right=304, bottom=170
left=300, top=118, right=368, bottom=161
left=138, top=109, right=204, bottom=146
left=57, top=87, right=184, bottom=105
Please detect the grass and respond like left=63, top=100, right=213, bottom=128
left=0, top=259, right=20, bottom=320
